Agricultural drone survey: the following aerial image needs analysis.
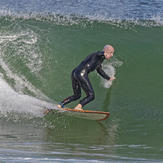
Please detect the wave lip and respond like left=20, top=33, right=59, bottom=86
left=0, top=0, right=163, bottom=26
left=0, top=0, right=163, bottom=19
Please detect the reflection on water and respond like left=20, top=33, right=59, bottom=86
left=1, top=108, right=163, bottom=162
left=0, top=115, right=120, bottom=161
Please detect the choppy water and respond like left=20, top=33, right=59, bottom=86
left=0, top=0, right=163, bottom=162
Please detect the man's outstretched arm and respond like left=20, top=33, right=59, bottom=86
left=96, top=65, right=116, bottom=81
left=96, top=65, right=110, bottom=80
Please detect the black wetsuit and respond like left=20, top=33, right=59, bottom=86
left=60, top=51, right=110, bottom=107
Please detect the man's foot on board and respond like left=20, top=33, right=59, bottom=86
left=74, top=104, right=83, bottom=110
left=57, top=103, right=64, bottom=109
left=57, top=104, right=62, bottom=108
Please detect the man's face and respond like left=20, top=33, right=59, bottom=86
left=104, top=48, right=114, bottom=59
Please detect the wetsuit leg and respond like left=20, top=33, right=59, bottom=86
left=61, top=73, right=81, bottom=106
left=79, top=75, right=95, bottom=107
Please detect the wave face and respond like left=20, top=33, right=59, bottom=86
left=0, top=1, right=163, bottom=162
left=0, top=15, right=162, bottom=114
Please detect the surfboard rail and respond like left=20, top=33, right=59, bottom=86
left=44, top=108, right=110, bottom=121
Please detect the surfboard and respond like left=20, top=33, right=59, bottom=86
left=44, top=108, right=110, bottom=121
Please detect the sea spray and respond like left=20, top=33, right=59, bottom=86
left=0, top=76, right=56, bottom=116
left=101, top=58, right=123, bottom=88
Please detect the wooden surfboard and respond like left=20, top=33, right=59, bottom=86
left=44, top=108, right=110, bottom=121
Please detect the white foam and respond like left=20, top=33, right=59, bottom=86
left=0, top=28, right=47, bottom=97
left=101, top=58, right=123, bottom=88
left=101, top=64, right=115, bottom=89
left=0, top=29, right=58, bottom=117
left=0, top=30, right=42, bottom=73
left=0, top=57, right=46, bottom=99
left=150, top=15, right=163, bottom=26
left=0, top=7, right=163, bottom=28
left=0, top=76, right=56, bottom=117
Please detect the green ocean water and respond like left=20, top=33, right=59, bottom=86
left=0, top=16, right=163, bottom=162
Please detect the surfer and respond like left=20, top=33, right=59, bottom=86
left=58, top=45, right=115, bottom=110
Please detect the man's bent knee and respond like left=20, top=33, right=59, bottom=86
left=74, top=94, right=81, bottom=100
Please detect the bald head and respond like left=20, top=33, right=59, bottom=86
left=103, top=45, right=114, bottom=52
left=103, top=44, right=114, bottom=60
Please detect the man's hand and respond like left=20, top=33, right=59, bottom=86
left=109, top=76, right=116, bottom=81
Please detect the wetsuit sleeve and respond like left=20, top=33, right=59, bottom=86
left=96, top=65, right=110, bottom=80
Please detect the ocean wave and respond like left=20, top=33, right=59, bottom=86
left=0, top=8, right=163, bottom=27
left=0, top=0, right=163, bottom=22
